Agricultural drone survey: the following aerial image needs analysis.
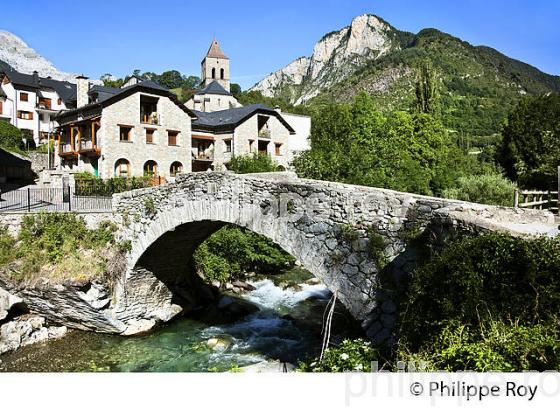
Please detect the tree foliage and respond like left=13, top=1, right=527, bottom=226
left=497, top=94, right=560, bottom=189
left=226, top=153, right=280, bottom=174
left=442, top=173, right=517, bottom=206
left=294, top=92, right=465, bottom=196
left=193, top=226, right=294, bottom=284
left=415, top=61, right=440, bottom=116
left=0, top=121, right=23, bottom=150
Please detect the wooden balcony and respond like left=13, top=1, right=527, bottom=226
left=59, top=143, right=78, bottom=158
left=78, top=139, right=101, bottom=157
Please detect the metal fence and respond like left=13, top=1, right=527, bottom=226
left=0, top=187, right=112, bottom=213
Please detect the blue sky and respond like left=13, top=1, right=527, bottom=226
left=1, top=0, right=559, bottom=89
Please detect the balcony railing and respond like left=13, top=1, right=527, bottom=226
left=258, top=129, right=271, bottom=138
left=193, top=151, right=214, bottom=161
left=59, top=143, right=77, bottom=156
left=78, top=139, right=101, bottom=155
left=141, top=113, right=160, bottom=125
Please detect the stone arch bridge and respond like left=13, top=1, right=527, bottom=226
left=105, top=172, right=556, bottom=341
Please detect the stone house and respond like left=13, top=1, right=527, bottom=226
left=54, top=78, right=194, bottom=180
left=0, top=70, right=77, bottom=145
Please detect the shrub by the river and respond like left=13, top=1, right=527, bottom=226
left=1, top=213, right=120, bottom=283
left=300, top=232, right=560, bottom=372
left=298, top=339, right=379, bottom=372
left=194, top=226, right=295, bottom=284
left=397, top=319, right=560, bottom=372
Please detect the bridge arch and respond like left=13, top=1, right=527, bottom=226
left=110, top=172, right=556, bottom=340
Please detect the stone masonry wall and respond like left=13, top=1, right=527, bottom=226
left=112, top=172, right=555, bottom=341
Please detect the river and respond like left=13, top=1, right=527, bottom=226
left=0, top=270, right=363, bottom=372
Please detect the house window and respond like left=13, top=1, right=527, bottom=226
left=146, top=128, right=155, bottom=144
left=20, top=92, right=28, bottom=102
left=168, top=131, right=178, bottom=146
left=38, top=98, right=51, bottom=109
left=220, top=68, right=224, bottom=79
left=211, top=68, right=216, bottom=79
left=275, top=143, right=282, bottom=156
left=170, top=161, right=183, bottom=177
left=0, top=101, right=3, bottom=114
left=224, top=139, right=232, bottom=153
left=249, top=139, right=254, bottom=153
left=140, top=96, right=159, bottom=124
left=57, top=98, right=62, bottom=105
left=17, top=110, right=33, bottom=120
left=119, top=126, right=132, bottom=142
left=143, top=160, right=158, bottom=176
left=115, top=159, right=130, bottom=177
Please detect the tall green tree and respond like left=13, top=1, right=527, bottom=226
left=414, top=61, right=440, bottom=116
left=497, top=94, right=560, bottom=189
left=294, top=93, right=454, bottom=195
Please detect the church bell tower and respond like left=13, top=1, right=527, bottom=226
left=201, top=39, right=230, bottom=92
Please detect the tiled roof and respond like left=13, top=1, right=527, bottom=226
left=1, top=70, right=77, bottom=104
left=195, top=81, right=231, bottom=96
left=0, top=148, right=31, bottom=167
left=192, top=104, right=295, bottom=134
left=205, top=40, right=228, bottom=60
left=56, top=79, right=195, bottom=124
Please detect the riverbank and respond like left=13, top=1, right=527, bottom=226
left=0, top=268, right=364, bottom=372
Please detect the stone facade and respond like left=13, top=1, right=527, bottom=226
left=99, top=92, right=192, bottom=179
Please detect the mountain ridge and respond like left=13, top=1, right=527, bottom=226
left=250, top=14, right=560, bottom=135
left=0, top=30, right=84, bottom=83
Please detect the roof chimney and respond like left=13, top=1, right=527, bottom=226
left=76, top=75, right=89, bottom=108
left=32, top=70, right=39, bottom=85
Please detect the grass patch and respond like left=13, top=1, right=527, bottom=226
left=0, top=213, right=119, bottom=285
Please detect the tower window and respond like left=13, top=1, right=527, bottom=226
left=220, top=68, right=224, bottom=79
left=211, top=68, right=216, bottom=79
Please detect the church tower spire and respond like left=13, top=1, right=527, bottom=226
left=201, top=39, right=230, bottom=91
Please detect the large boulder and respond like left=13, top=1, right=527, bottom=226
left=0, top=314, right=67, bottom=355
left=0, top=288, right=26, bottom=323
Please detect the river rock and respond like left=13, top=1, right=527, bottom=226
left=0, top=288, right=26, bottom=323
left=0, top=314, right=67, bottom=355
left=232, top=280, right=256, bottom=292
left=206, top=336, right=232, bottom=352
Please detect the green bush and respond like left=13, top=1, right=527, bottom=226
left=0, top=213, right=118, bottom=283
left=442, top=173, right=517, bottom=206
left=75, top=175, right=153, bottom=196
left=399, top=233, right=560, bottom=348
left=226, top=153, right=280, bottom=174
left=0, top=226, right=16, bottom=266
left=398, top=319, right=560, bottom=371
left=0, top=121, right=23, bottom=150
left=298, top=339, right=379, bottom=372
left=193, top=226, right=294, bottom=284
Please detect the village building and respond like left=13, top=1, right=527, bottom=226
left=0, top=70, right=77, bottom=146
left=54, top=77, right=194, bottom=180
left=45, top=38, right=310, bottom=180
left=187, top=40, right=311, bottom=171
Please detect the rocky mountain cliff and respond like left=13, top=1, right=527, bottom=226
left=252, top=15, right=406, bottom=104
left=0, top=31, right=81, bottom=82
left=251, top=14, right=560, bottom=135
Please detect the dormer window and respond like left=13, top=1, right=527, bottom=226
left=140, top=95, right=159, bottom=124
